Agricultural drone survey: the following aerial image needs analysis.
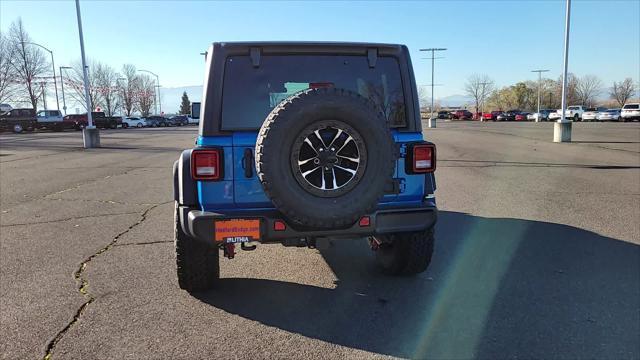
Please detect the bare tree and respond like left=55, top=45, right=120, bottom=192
left=8, top=18, right=49, bottom=110
left=0, top=32, right=17, bottom=105
left=555, top=73, right=579, bottom=106
left=135, top=74, right=155, bottom=117
left=575, top=74, right=602, bottom=107
left=610, top=78, right=635, bottom=107
left=417, top=86, right=430, bottom=109
left=119, top=64, right=139, bottom=116
left=66, top=59, right=101, bottom=112
left=464, top=74, right=494, bottom=114
left=94, top=63, right=120, bottom=116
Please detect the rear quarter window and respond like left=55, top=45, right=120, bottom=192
left=221, top=55, right=407, bottom=130
left=623, top=104, right=639, bottom=109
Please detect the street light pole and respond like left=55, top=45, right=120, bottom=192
left=22, top=42, right=60, bottom=111
left=138, top=69, right=161, bottom=115
left=554, top=0, right=572, bottom=142
left=59, top=66, right=72, bottom=115
left=419, top=48, right=447, bottom=128
left=75, top=0, right=99, bottom=148
left=531, top=69, right=550, bottom=122
left=477, top=82, right=491, bottom=121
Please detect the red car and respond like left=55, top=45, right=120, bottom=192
left=514, top=112, right=530, bottom=121
left=450, top=109, right=473, bottom=120
left=483, top=111, right=502, bottom=121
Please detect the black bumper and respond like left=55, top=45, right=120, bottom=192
left=179, top=205, right=437, bottom=244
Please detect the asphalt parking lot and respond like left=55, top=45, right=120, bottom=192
left=1, top=122, right=639, bottom=359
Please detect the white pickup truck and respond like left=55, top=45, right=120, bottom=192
left=36, top=110, right=65, bottom=131
left=548, top=105, right=585, bottom=121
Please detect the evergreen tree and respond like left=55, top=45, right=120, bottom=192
left=179, top=91, right=191, bottom=115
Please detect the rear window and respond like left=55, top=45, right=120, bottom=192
left=623, top=104, right=639, bottom=109
left=221, top=55, right=407, bottom=130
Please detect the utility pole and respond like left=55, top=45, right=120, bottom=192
left=532, top=69, right=550, bottom=122
left=419, top=48, right=447, bottom=128
left=59, top=66, right=72, bottom=115
left=554, top=0, right=572, bottom=142
left=477, top=82, right=491, bottom=121
left=75, top=0, right=99, bottom=148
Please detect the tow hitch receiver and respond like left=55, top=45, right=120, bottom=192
left=223, top=243, right=236, bottom=259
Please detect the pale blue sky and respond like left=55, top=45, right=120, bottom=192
left=1, top=0, right=639, bottom=98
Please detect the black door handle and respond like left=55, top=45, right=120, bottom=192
left=241, top=148, right=254, bottom=178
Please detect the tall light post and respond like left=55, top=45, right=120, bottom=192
left=554, top=0, right=572, bottom=142
left=22, top=42, right=60, bottom=111
left=138, top=69, right=161, bottom=115
left=59, top=66, right=72, bottom=115
left=531, top=69, right=550, bottom=122
left=75, top=0, right=99, bottom=148
left=419, top=48, right=447, bottom=128
left=477, top=81, right=491, bottom=121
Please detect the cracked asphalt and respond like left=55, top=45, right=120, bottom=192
left=1, top=123, right=639, bottom=359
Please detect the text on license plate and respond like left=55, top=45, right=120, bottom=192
left=214, top=219, right=260, bottom=243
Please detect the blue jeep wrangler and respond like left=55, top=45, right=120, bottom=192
left=174, top=42, right=437, bottom=292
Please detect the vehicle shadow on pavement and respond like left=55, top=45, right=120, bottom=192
left=196, top=212, right=640, bottom=359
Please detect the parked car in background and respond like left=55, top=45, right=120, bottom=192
left=450, top=109, right=473, bottom=120
left=597, top=109, right=622, bottom=122
left=64, top=112, right=122, bottom=130
left=144, top=115, right=169, bottom=127
left=527, top=109, right=554, bottom=121
left=582, top=107, right=607, bottom=122
left=169, top=115, right=189, bottom=126
left=122, top=117, right=146, bottom=128
left=187, top=116, right=199, bottom=125
left=0, top=103, right=12, bottom=113
left=514, top=112, right=530, bottom=121
left=437, top=110, right=450, bottom=119
left=548, top=105, right=585, bottom=121
left=0, top=108, right=37, bottom=133
left=483, top=110, right=502, bottom=121
left=36, top=110, right=64, bottom=131
left=621, top=103, right=640, bottom=121
left=497, top=109, right=521, bottom=121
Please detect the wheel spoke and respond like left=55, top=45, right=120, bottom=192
left=334, top=165, right=356, bottom=175
left=298, top=157, right=317, bottom=166
left=303, top=138, right=318, bottom=154
left=320, top=170, right=326, bottom=190
left=313, top=130, right=327, bottom=148
left=302, top=166, right=321, bottom=177
left=336, top=136, right=353, bottom=153
left=327, top=129, right=343, bottom=149
left=337, top=154, right=359, bottom=163
left=331, top=168, right=338, bottom=189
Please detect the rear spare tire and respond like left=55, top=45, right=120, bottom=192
left=255, top=88, right=396, bottom=228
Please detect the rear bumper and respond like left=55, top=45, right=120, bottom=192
left=179, top=205, right=437, bottom=244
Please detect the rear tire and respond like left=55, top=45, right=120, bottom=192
left=375, top=227, right=435, bottom=275
left=123, top=123, right=129, bottom=129
left=574, top=114, right=579, bottom=121
left=12, top=124, right=23, bottom=133
left=175, top=202, right=219, bottom=292
left=137, top=123, right=143, bottom=128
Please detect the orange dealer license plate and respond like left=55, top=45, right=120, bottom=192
left=214, top=219, right=261, bottom=244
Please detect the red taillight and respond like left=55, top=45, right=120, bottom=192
left=358, top=216, right=370, bottom=227
left=191, top=150, right=221, bottom=180
left=412, top=144, right=436, bottom=173
left=274, top=220, right=286, bottom=231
